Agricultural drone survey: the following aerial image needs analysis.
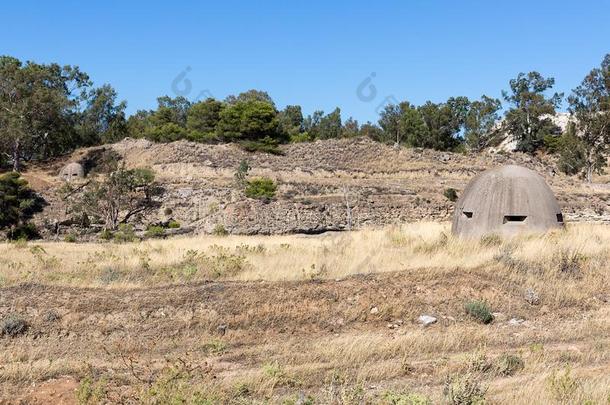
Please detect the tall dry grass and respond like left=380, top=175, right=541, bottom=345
left=0, top=222, right=608, bottom=287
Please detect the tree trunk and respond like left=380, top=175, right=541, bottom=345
left=12, top=138, right=21, bottom=172
left=585, top=148, right=595, bottom=183
left=586, top=165, right=593, bottom=183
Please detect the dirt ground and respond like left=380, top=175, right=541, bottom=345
left=2, top=266, right=609, bottom=404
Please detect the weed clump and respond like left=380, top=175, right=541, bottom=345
left=555, top=248, right=585, bottom=278
left=465, top=301, right=493, bottom=324
left=444, top=373, right=487, bottom=405
left=546, top=367, right=581, bottom=403
left=494, top=353, right=524, bottom=376
left=479, top=234, right=502, bottom=247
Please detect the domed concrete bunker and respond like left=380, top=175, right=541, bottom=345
left=452, top=165, right=564, bottom=238
left=59, top=162, right=85, bottom=182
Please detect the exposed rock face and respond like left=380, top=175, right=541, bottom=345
left=452, top=165, right=564, bottom=238
left=492, top=112, right=574, bottom=152
left=27, top=137, right=610, bottom=238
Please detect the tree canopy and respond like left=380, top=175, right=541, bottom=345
left=502, top=71, right=563, bottom=153
left=4, top=53, right=610, bottom=181
left=0, top=55, right=126, bottom=171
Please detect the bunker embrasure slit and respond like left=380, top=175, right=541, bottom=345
left=556, top=213, right=564, bottom=222
left=462, top=211, right=473, bottom=219
left=503, top=215, right=527, bottom=224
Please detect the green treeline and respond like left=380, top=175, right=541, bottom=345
left=1, top=54, right=609, bottom=180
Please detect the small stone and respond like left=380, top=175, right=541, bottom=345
left=492, top=312, right=507, bottom=321
left=508, top=318, right=525, bottom=326
left=370, top=307, right=379, bottom=314
left=418, top=315, right=437, bottom=327
left=525, top=288, right=540, bottom=305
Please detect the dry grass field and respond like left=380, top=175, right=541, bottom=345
left=1, top=222, right=610, bottom=403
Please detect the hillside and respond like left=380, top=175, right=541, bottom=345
left=19, top=137, right=610, bottom=239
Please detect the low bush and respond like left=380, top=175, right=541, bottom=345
left=245, top=178, right=277, bottom=200
left=213, top=224, right=229, bottom=236
left=167, top=220, right=181, bottom=229
left=465, top=300, right=493, bottom=324
left=76, top=374, right=108, bottom=404
left=1, top=314, right=29, bottom=337
left=7, top=223, right=40, bottom=241
left=546, top=367, right=581, bottom=403
left=444, top=373, right=487, bottom=405
left=99, top=229, right=113, bottom=241
left=64, top=233, right=78, bottom=243
left=444, top=188, right=458, bottom=202
left=113, top=224, right=137, bottom=243
left=145, top=225, right=165, bottom=238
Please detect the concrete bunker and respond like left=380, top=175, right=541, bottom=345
left=59, top=162, right=85, bottom=182
left=452, top=165, right=564, bottom=238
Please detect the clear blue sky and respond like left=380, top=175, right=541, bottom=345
left=2, top=0, right=609, bottom=123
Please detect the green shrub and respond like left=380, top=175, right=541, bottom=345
left=145, top=225, right=165, bottom=238
left=465, top=300, right=493, bottom=324
left=167, top=220, right=181, bottom=229
left=76, top=374, right=107, bottom=404
left=113, top=224, right=137, bottom=243
left=245, top=178, right=277, bottom=200
left=444, top=188, right=458, bottom=202
left=213, top=224, right=228, bottom=236
left=64, top=233, right=78, bottom=243
left=1, top=314, right=29, bottom=337
left=99, top=229, right=113, bottom=241
left=0, top=172, right=45, bottom=238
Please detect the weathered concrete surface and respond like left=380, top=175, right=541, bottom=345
left=58, top=162, right=85, bottom=182
left=452, top=165, right=564, bottom=238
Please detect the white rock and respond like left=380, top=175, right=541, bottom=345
left=508, top=318, right=525, bottom=326
left=418, top=315, right=437, bottom=327
left=370, top=307, right=379, bottom=314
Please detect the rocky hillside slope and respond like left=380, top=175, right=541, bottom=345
left=23, top=137, right=610, bottom=238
